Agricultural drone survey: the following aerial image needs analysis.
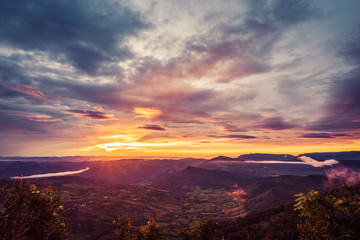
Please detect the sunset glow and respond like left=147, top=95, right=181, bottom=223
left=0, top=0, right=360, bottom=157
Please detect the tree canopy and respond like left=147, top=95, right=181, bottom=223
left=0, top=180, right=69, bottom=240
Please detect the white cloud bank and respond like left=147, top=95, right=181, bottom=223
left=297, top=156, right=339, bottom=168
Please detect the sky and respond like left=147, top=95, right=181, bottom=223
left=0, top=0, right=360, bottom=158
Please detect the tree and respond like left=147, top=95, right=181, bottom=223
left=113, top=216, right=131, bottom=240
left=113, top=217, right=161, bottom=240
left=0, top=180, right=69, bottom=240
left=179, top=217, right=220, bottom=240
left=294, top=184, right=360, bottom=240
left=136, top=219, right=161, bottom=240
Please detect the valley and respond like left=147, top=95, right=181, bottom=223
left=1, top=151, right=360, bottom=239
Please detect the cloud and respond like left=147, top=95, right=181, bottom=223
left=307, top=29, right=360, bottom=132
left=209, top=134, right=257, bottom=140
left=301, top=133, right=333, bottom=138
left=134, top=108, right=162, bottom=119
left=222, top=123, right=247, bottom=133
left=180, top=0, right=318, bottom=83
left=41, top=79, right=124, bottom=108
left=0, top=0, right=148, bottom=75
left=255, top=117, right=297, bottom=130
left=245, top=0, right=317, bottom=28
left=138, top=124, right=166, bottom=131
left=0, top=83, right=60, bottom=103
left=297, top=156, right=338, bottom=168
left=138, top=132, right=175, bottom=142
left=63, top=109, right=116, bottom=120
left=0, top=110, right=62, bottom=123
left=0, top=113, right=49, bottom=134
left=301, top=132, right=351, bottom=138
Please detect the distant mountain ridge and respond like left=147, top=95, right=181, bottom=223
left=237, top=153, right=297, bottom=161
left=300, top=151, right=360, bottom=160
left=209, top=151, right=360, bottom=162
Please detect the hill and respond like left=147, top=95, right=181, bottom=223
left=237, top=153, right=297, bottom=161
left=300, top=151, right=360, bottom=160
left=150, top=166, right=256, bottom=189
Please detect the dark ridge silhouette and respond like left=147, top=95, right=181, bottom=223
left=299, top=151, right=360, bottom=161
left=237, top=153, right=297, bottom=161
left=209, top=155, right=237, bottom=161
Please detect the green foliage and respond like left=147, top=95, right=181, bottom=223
left=113, top=216, right=131, bottom=240
left=136, top=219, right=161, bottom=240
left=179, top=217, right=221, bottom=240
left=113, top=217, right=161, bottom=240
left=294, top=184, right=360, bottom=240
left=218, top=203, right=299, bottom=240
left=0, top=180, right=69, bottom=240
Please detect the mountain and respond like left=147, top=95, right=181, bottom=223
left=299, top=151, right=360, bottom=161
left=150, top=166, right=333, bottom=213
left=150, top=166, right=257, bottom=189
left=209, top=155, right=237, bottom=161
left=208, top=153, right=298, bottom=162
left=242, top=174, right=330, bottom=213
left=237, top=153, right=297, bottom=161
left=209, top=152, right=360, bottom=162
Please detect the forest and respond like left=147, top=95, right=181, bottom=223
left=1, top=179, right=360, bottom=240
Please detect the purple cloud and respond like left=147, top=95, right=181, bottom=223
left=255, top=117, right=297, bottom=130
left=63, top=109, right=116, bottom=120
left=301, top=133, right=334, bottom=138
left=138, top=124, right=166, bottom=131
left=209, top=134, right=257, bottom=139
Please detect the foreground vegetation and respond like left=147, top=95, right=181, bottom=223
left=0, top=180, right=69, bottom=240
left=1, top=179, right=359, bottom=239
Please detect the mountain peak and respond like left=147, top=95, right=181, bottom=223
left=209, top=156, right=236, bottom=161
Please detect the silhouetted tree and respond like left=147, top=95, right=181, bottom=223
left=0, top=180, right=69, bottom=240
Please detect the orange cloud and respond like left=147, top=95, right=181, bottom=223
left=133, top=107, right=162, bottom=119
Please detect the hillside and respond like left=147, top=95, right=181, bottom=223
left=150, top=166, right=256, bottom=189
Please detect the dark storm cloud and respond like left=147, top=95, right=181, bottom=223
left=63, top=109, right=115, bottom=120
left=0, top=0, right=148, bottom=75
left=138, top=125, right=166, bottom=131
left=255, top=117, right=297, bottom=130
